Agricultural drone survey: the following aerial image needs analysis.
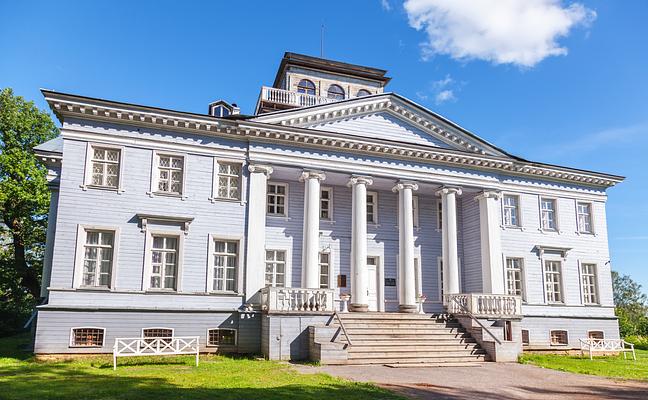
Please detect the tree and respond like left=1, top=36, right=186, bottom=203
left=612, top=271, right=648, bottom=337
left=0, top=87, right=58, bottom=335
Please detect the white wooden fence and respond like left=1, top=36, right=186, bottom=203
left=112, top=336, right=200, bottom=370
left=579, top=338, right=636, bottom=360
left=445, top=293, right=522, bottom=318
left=261, top=287, right=336, bottom=312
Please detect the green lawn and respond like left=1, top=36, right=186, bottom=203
left=520, top=349, right=648, bottom=381
left=0, top=335, right=402, bottom=400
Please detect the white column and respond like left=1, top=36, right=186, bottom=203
left=437, top=187, right=462, bottom=298
left=476, top=190, right=505, bottom=294
left=245, top=164, right=273, bottom=305
left=393, top=181, right=419, bottom=313
left=347, top=175, right=373, bottom=312
left=300, top=170, right=326, bottom=289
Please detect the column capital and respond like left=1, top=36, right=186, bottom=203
left=347, top=175, right=373, bottom=187
left=474, top=190, right=501, bottom=201
left=299, top=170, right=326, bottom=182
left=435, top=186, right=463, bottom=197
left=392, top=180, right=419, bottom=193
left=248, top=164, right=273, bottom=176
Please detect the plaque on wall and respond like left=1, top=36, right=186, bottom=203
left=384, top=278, right=396, bottom=287
left=337, top=274, right=347, bottom=288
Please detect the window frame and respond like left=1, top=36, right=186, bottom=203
left=296, top=79, right=317, bottom=96
left=211, top=158, right=245, bottom=203
left=366, top=254, right=385, bottom=312
left=141, top=327, right=175, bottom=338
left=73, top=225, right=120, bottom=290
left=588, top=331, right=605, bottom=340
left=207, top=234, right=244, bottom=294
left=366, top=191, right=378, bottom=225
left=549, top=329, right=569, bottom=346
left=539, top=197, right=559, bottom=232
left=356, top=89, right=372, bottom=97
left=264, top=248, right=292, bottom=288
left=413, top=195, right=420, bottom=229
left=521, top=329, right=530, bottom=346
left=69, top=327, right=106, bottom=348
left=143, top=230, right=184, bottom=292
left=267, top=182, right=289, bottom=217
left=436, top=198, right=443, bottom=231
left=504, top=257, right=526, bottom=300
left=149, top=150, right=188, bottom=200
left=327, top=84, right=345, bottom=100
left=82, top=143, right=125, bottom=193
left=206, top=328, right=238, bottom=347
left=320, top=186, right=333, bottom=221
left=543, top=259, right=564, bottom=304
left=576, top=201, right=594, bottom=234
left=579, top=261, right=599, bottom=305
left=318, top=251, right=333, bottom=289
left=502, top=194, right=521, bottom=228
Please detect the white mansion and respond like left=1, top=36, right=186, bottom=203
left=33, top=52, right=623, bottom=363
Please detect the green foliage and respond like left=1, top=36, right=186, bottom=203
left=519, top=350, right=648, bottom=381
left=0, top=335, right=403, bottom=400
left=625, top=336, right=648, bottom=351
left=612, top=271, right=648, bottom=338
left=0, top=88, right=58, bottom=336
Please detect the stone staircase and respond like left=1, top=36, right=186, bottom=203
left=322, top=312, right=490, bottom=365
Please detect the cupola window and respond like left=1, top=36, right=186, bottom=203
left=327, top=84, right=345, bottom=100
left=357, top=89, right=372, bottom=97
left=297, top=79, right=316, bottom=96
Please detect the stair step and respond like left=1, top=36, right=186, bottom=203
left=348, top=344, right=482, bottom=352
left=384, top=362, right=484, bottom=368
left=348, top=350, right=487, bottom=358
left=337, top=322, right=463, bottom=329
left=340, top=355, right=489, bottom=365
left=343, top=327, right=466, bottom=334
left=340, top=338, right=478, bottom=345
left=340, top=332, right=473, bottom=339
left=338, top=312, right=443, bottom=320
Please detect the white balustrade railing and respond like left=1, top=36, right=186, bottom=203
left=579, top=338, right=636, bottom=360
left=113, top=336, right=199, bottom=370
left=261, top=287, right=336, bottom=313
left=260, top=86, right=339, bottom=108
left=445, top=293, right=522, bottom=318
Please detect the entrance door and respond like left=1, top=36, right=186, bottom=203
left=366, top=257, right=379, bottom=311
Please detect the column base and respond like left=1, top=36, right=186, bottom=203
left=398, top=304, right=418, bottom=313
left=350, top=303, right=369, bottom=312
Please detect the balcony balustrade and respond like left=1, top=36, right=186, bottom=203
left=445, top=293, right=522, bottom=318
left=261, top=287, right=336, bottom=313
left=259, top=86, right=339, bottom=109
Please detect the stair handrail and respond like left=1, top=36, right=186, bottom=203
left=333, top=311, right=353, bottom=346
left=449, top=296, right=502, bottom=345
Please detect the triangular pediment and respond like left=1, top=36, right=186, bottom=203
left=252, top=93, right=509, bottom=157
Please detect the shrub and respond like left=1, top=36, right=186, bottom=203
left=625, top=335, right=648, bottom=350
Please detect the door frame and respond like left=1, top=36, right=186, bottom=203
left=367, top=255, right=385, bottom=312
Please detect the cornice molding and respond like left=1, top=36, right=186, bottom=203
left=43, top=92, right=623, bottom=188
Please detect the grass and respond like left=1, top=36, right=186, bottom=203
left=520, top=349, right=648, bottom=381
left=0, top=334, right=402, bottom=400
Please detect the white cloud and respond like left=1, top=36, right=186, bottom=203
left=432, top=74, right=453, bottom=89
left=435, top=89, right=455, bottom=104
left=381, top=0, right=392, bottom=11
left=404, top=0, right=596, bottom=67
left=551, top=122, right=648, bottom=155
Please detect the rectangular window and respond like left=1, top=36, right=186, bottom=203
left=207, top=328, right=237, bottom=346
left=588, top=331, right=604, bottom=340
left=544, top=260, right=563, bottom=303
left=320, top=187, right=332, bottom=220
left=577, top=202, right=593, bottom=233
left=150, top=235, right=179, bottom=290
left=82, top=230, right=114, bottom=288
left=550, top=330, right=568, bottom=346
left=319, top=252, right=330, bottom=289
left=217, top=162, right=241, bottom=200
left=437, top=200, right=443, bottom=230
left=504, top=321, right=513, bottom=342
left=521, top=329, right=530, bottom=345
left=90, top=147, right=120, bottom=188
left=503, top=195, right=520, bottom=227
left=142, top=327, right=173, bottom=338
left=580, top=263, right=598, bottom=304
left=540, top=198, right=557, bottom=230
left=265, top=250, right=286, bottom=287
left=157, top=154, right=184, bottom=194
left=505, top=258, right=524, bottom=297
left=267, top=183, right=287, bottom=216
left=413, top=196, right=420, bottom=228
left=367, top=191, right=378, bottom=224
left=213, top=240, right=238, bottom=292
left=71, top=328, right=105, bottom=347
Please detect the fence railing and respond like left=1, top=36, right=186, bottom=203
left=113, top=336, right=200, bottom=370
left=445, top=293, right=522, bottom=318
left=260, top=86, right=339, bottom=108
left=261, top=287, right=336, bottom=313
left=579, top=338, right=636, bottom=360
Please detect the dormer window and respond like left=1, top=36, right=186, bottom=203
left=212, top=105, right=230, bottom=118
left=297, top=79, right=316, bottom=96
left=327, top=84, right=345, bottom=100
left=357, top=89, right=371, bottom=97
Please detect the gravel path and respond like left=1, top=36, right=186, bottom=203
left=293, top=363, right=648, bottom=399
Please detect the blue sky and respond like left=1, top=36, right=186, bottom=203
left=1, top=1, right=647, bottom=289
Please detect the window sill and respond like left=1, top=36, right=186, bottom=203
left=368, top=223, right=381, bottom=228
left=148, top=191, right=187, bottom=201
left=209, top=196, right=245, bottom=206
left=208, top=291, right=244, bottom=297
left=76, top=286, right=111, bottom=292
left=575, top=231, right=596, bottom=236
left=267, top=214, right=290, bottom=220
left=80, top=184, right=124, bottom=194
left=320, top=219, right=335, bottom=224
left=501, top=225, right=524, bottom=231
left=145, top=289, right=179, bottom=294
left=539, top=228, right=560, bottom=234
left=69, top=345, right=103, bottom=349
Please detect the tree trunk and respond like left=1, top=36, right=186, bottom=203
left=6, top=215, right=41, bottom=298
